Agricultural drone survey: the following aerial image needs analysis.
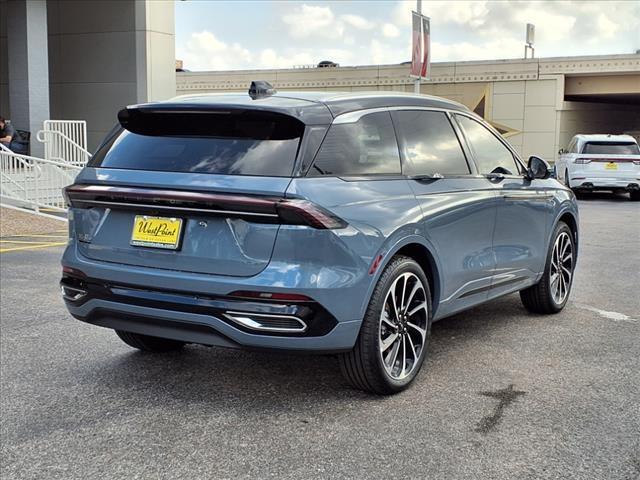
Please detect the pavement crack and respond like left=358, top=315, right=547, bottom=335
left=475, top=384, right=526, bottom=434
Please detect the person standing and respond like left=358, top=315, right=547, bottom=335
left=0, top=116, right=16, bottom=149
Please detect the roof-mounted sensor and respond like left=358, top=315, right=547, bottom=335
left=249, top=80, right=276, bottom=100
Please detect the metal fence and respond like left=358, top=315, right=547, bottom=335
left=37, top=120, right=91, bottom=166
left=0, top=150, right=82, bottom=213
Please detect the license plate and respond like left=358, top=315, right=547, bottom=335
left=131, top=215, right=183, bottom=250
left=605, top=162, right=618, bottom=170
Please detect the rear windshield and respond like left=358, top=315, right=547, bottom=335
left=582, top=142, right=640, bottom=155
left=89, top=111, right=305, bottom=177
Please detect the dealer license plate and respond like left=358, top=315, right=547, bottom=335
left=130, top=215, right=183, bottom=250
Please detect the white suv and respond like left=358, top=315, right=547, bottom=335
left=556, top=134, right=640, bottom=201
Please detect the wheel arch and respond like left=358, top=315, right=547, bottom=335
left=558, top=211, right=578, bottom=247
left=362, top=236, right=443, bottom=320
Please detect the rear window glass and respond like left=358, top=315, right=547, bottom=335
left=89, top=111, right=304, bottom=177
left=309, top=111, right=401, bottom=176
left=582, top=142, right=640, bottom=155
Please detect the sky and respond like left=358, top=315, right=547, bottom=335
left=175, top=1, right=640, bottom=71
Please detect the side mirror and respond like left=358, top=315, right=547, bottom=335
left=558, top=148, right=566, bottom=155
left=526, top=155, right=551, bottom=180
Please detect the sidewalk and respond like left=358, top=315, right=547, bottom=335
left=0, top=207, right=66, bottom=237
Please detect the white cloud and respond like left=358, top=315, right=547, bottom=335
left=393, top=0, right=489, bottom=28
left=370, top=39, right=404, bottom=65
left=340, top=14, right=375, bottom=30
left=431, top=38, right=524, bottom=62
left=282, top=4, right=341, bottom=39
left=259, top=49, right=315, bottom=68
left=382, top=23, right=400, bottom=38
left=512, top=8, right=576, bottom=42
left=181, top=31, right=252, bottom=70
left=594, top=13, right=619, bottom=38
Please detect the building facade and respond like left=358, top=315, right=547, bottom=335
left=177, top=54, right=640, bottom=162
left=0, top=0, right=176, bottom=153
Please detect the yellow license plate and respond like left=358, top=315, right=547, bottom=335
left=131, top=215, right=183, bottom=250
left=605, top=162, right=618, bottom=170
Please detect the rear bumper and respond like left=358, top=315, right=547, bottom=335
left=67, top=298, right=360, bottom=353
left=572, top=177, right=639, bottom=191
left=61, top=243, right=365, bottom=353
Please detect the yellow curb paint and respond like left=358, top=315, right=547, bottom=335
left=1, top=234, right=68, bottom=239
left=0, top=242, right=67, bottom=253
left=0, top=240, right=61, bottom=244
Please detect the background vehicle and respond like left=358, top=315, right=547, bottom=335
left=556, top=134, right=640, bottom=200
left=61, top=85, right=579, bottom=394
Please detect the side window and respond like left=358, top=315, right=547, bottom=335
left=455, top=115, right=520, bottom=175
left=393, top=110, right=470, bottom=176
left=568, top=138, right=577, bottom=154
left=309, top=112, right=401, bottom=176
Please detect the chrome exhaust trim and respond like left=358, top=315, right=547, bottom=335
left=223, top=311, right=308, bottom=333
left=61, top=284, right=87, bottom=302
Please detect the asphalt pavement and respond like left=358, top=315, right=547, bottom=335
left=1, top=194, right=639, bottom=480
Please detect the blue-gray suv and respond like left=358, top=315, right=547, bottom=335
left=61, top=84, right=579, bottom=394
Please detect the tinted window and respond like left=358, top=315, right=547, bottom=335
left=89, top=112, right=304, bottom=177
left=582, top=142, right=640, bottom=155
left=394, top=110, right=469, bottom=176
left=455, top=115, right=520, bottom=175
left=310, top=112, right=401, bottom=176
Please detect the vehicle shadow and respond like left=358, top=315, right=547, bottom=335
left=81, top=294, right=532, bottom=407
left=576, top=191, right=633, bottom=202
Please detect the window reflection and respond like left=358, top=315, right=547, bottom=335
left=455, top=115, right=519, bottom=175
left=395, top=110, right=470, bottom=176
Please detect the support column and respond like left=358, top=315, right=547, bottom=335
left=7, top=0, right=49, bottom=157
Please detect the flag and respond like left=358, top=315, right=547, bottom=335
left=420, top=16, right=430, bottom=78
left=410, top=11, right=422, bottom=77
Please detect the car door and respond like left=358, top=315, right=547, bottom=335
left=391, top=109, right=498, bottom=319
left=453, top=114, right=552, bottom=299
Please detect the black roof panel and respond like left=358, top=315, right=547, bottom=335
left=134, top=91, right=469, bottom=125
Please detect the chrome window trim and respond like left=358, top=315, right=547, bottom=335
left=332, top=106, right=527, bottom=173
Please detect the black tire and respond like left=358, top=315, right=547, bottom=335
left=339, top=255, right=432, bottom=395
left=520, top=221, right=575, bottom=314
left=564, top=169, right=571, bottom=189
left=630, top=190, right=640, bottom=201
left=115, top=330, right=186, bottom=352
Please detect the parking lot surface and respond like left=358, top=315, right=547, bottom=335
left=1, top=195, right=639, bottom=480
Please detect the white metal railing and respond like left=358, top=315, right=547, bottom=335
left=37, top=120, right=90, bottom=166
left=1, top=150, right=81, bottom=213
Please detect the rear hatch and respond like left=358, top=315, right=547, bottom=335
left=575, top=141, right=640, bottom=177
left=68, top=107, right=308, bottom=277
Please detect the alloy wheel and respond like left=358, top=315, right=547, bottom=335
left=379, top=272, right=428, bottom=380
left=550, top=231, right=573, bottom=304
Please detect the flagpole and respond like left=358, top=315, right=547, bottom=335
left=413, top=0, right=422, bottom=94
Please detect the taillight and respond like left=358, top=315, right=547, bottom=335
left=276, top=199, right=347, bottom=229
left=62, top=266, right=86, bottom=278
left=229, top=291, right=312, bottom=302
left=574, top=158, right=591, bottom=164
left=63, top=185, right=346, bottom=229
